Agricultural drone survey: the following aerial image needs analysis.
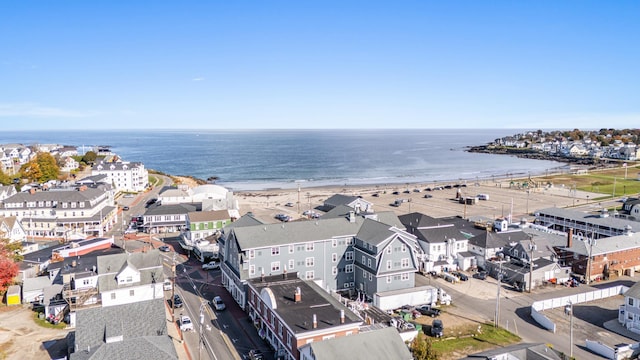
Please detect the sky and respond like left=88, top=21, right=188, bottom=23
left=1, top=1, right=639, bottom=130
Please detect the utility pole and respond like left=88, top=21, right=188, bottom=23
left=297, top=185, right=301, bottom=214
left=528, top=235, right=535, bottom=293
left=199, top=301, right=205, bottom=360
left=171, top=253, right=176, bottom=323
left=566, top=300, right=574, bottom=358
left=495, top=254, right=503, bottom=327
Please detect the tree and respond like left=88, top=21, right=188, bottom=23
left=410, top=335, right=439, bottom=360
left=0, top=168, right=11, bottom=185
left=82, top=151, right=97, bottom=164
left=21, top=161, right=42, bottom=182
left=36, top=152, right=59, bottom=182
left=0, top=236, right=21, bottom=294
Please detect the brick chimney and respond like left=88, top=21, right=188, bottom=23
left=312, top=314, right=317, bottom=329
left=294, top=287, right=301, bottom=303
left=29, top=188, right=36, bottom=195
left=567, top=228, right=573, bottom=248
left=340, top=310, right=345, bottom=324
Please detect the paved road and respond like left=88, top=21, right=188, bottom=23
left=416, top=274, right=636, bottom=358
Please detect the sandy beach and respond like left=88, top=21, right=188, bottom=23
left=224, top=177, right=600, bottom=224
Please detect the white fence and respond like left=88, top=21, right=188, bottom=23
left=531, top=285, right=629, bottom=333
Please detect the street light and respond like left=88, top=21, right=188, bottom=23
left=199, top=300, right=207, bottom=360
left=565, top=300, right=574, bottom=358
left=528, top=235, right=536, bottom=293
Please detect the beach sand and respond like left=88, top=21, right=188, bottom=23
left=220, top=178, right=600, bottom=224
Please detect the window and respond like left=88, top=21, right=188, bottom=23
left=332, top=253, right=338, bottom=262
left=368, top=273, right=373, bottom=281
left=514, top=249, right=519, bottom=257
left=387, top=260, right=392, bottom=270
left=287, top=333, right=292, bottom=348
left=287, top=259, right=294, bottom=270
left=306, top=242, right=314, bottom=251
left=111, top=293, right=116, bottom=300
left=271, top=247, right=280, bottom=256
left=401, top=258, right=409, bottom=268
left=401, top=273, right=409, bottom=281
left=363, top=269, right=367, bottom=277
left=362, top=255, right=366, bottom=263
left=83, top=279, right=90, bottom=286
left=130, top=289, right=135, bottom=297
left=305, top=257, right=314, bottom=267
left=332, top=239, right=337, bottom=247
left=345, top=264, right=353, bottom=273
left=271, top=262, right=281, bottom=272
left=345, top=251, right=354, bottom=261
left=629, top=298, right=634, bottom=306
left=401, top=243, right=407, bottom=252
left=387, top=246, right=392, bottom=254
left=248, top=249, right=255, bottom=259
left=387, top=276, right=392, bottom=283
left=332, top=266, right=338, bottom=275
left=346, top=238, right=354, bottom=245
left=289, top=244, right=294, bottom=254
left=250, top=265, right=255, bottom=275
left=367, top=258, right=371, bottom=268
left=305, top=271, right=314, bottom=280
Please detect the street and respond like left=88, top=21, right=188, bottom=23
left=417, top=273, right=636, bottom=358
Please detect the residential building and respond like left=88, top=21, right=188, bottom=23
left=535, top=207, right=640, bottom=239
left=399, top=213, right=472, bottom=272
left=246, top=273, right=362, bottom=360
left=185, top=210, right=232, bottom=241
left=554, top=230, right=640, bottom=282
left=0, top=184, right=17, bottom=201
left=69, top=298, right=177, bottom=360
left=322, top=194, right=373, bottom=213
left=0, top=216, right=26, bottom=242
left=92, top=160, right=149, bottom=192
left=220, top=210, right=405, bottom=309
left=158, top=184, right=240, bottom=217
left=353, top=219, right=420, bottom=296
left=619, top=281, right=640, bottom=334
left=60, top=156, right=80, bottom=172
left=460, top=342, right=562, bottom=360
left=0, top=186, right=117, bottom=239
left=142, top=203, right=195, bottom=233
left=298, top=325, right=412, bottom=360
left=467, top=230, right=530, bottom=268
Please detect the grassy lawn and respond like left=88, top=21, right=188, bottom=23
left=534, top=164, right=640, bottom=197
left=427, top=323, right=521, bottom=359
left=33, top=312, right=67, bottom=330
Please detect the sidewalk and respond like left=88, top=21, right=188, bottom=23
left=603, top=319, right=640, bottom=342
left=165, top=302, right=191, bottom=360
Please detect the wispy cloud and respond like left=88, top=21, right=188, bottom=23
left=192, top=77, right=205, bottom=82
left=0, top=103, right=97, bottom=118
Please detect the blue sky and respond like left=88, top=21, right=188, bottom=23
left=1, top=1, right=638, bottom=130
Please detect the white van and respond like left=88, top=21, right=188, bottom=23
left=477, top=194, right=489, bottom=201
left=163, top=279, right=172, bottom=291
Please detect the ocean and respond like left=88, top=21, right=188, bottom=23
left=2, top=129, right=564, bottom=191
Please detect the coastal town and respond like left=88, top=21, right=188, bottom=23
left=1, top=138, right=640, bottom=360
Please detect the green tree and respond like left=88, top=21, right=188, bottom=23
left=82, top=151, right=97, bottom=164
left=410, top=335, right=439, bottom=360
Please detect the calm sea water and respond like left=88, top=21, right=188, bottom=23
left=2, top=129, right=564, bottom=190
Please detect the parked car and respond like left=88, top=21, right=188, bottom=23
left=417, top=305, right=441, bottom=317
left=170, top=294, right=183, bottom=308
left=473, top=271, right=487, bottom=280
left=202, top=261, right=220, bottom=270
left=159, top=245, right=171, bottom=252
left=285, top=202, right=294, bottom=207
left=451, top=271, right=468, bottom=281
left=423, top=194, right=433, bottom=198
left=392, top=191, right=400, bottom=195
left=122, top=206, right=130, bottom=211
left=431, top=319, right=444, bottom=337
left=179, top=315, right=194, bottom=332
left=413, top=188, right=421, bottom=193
left=248, top=350, right=264, bottom=360
left=146, top=198, right=157, bottom=206
left=163, top=280, right=172, bottom=291
left=212, top=296, right=226, bottom=311
left=372, top=193, right=380, bottom=197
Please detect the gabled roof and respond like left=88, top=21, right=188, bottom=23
left=302, top=326, right=412, bottom=360
left=97, top=250, right=163, bottom=292
left=399, top=212, right=454, bottom=230
left=226, top=213, right=264, bottom=228
left=558, top=231, right=640, bottom=256
left=356, top=219, right=398, bottom=246
left=72, top=298, right=174, bottom=360
left=413, top=226, right=465, bottom=244
left=143, top=204, right=196, bottom=216
left=188, top=210, right=230, bottom=222
left=625, top=281, right=640, bottom=299
left=468, top=230, right=530, bottom=249
left=324, top=194, right=360, bottom=206
left=1, top=188, right=107, bottom=207
left=461, top=342, right=561, bottom=359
